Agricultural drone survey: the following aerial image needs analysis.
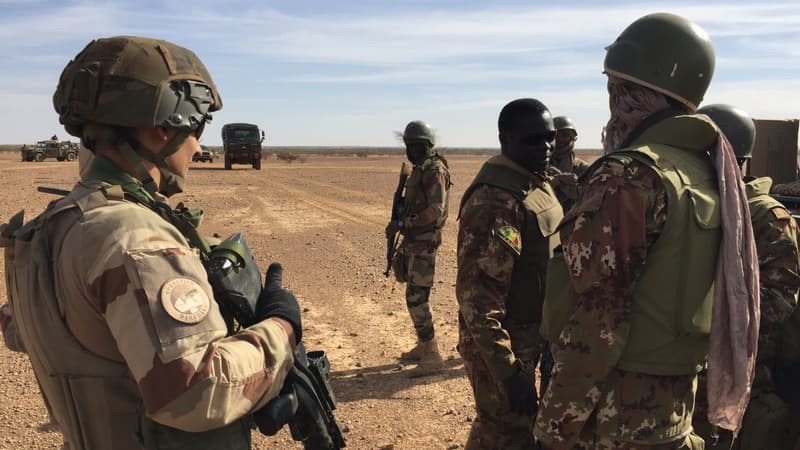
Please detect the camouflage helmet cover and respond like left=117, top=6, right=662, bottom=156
left=403, top=120, right=436, bottom=146
left=53, top=36, right=223, bottom=138
left=697, top=103, right=756, bottom=160
left=553, top=116, right=577, bottom=134
left=604, top=13, right=715, bottom=111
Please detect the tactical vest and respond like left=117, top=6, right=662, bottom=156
left=542, top=144, right=721, bottom=376
left=4, top=183, right=252, bottom=450
left=460, top=160, right=563, bottom=331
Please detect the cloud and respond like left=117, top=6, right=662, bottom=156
left=2, top=0, right=799, bottom=147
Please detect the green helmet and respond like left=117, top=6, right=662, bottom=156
left=697, top=104, right=756, bottom=160
left=604, top=13, right=715, bottom=111
left=403, top=120, right=436, bottom=146
left=53, top=36, right=223, bottom=138
left=553, top=116, right=577, bottom=134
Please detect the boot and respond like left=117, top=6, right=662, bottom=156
left=399, top=340, right=426, bottom=361
left=407, top=338, right=444, bottom=377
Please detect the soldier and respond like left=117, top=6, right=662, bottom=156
left=386, top=120, right=451, bottom=373
left=456, top=98, right=563, bottom=449
left=547, top=116, right=589, bottom=207
left=693, top=104, right=800, bottom=449
left=535, top=13, right=759, bottom=449
left=0, top=36, right=301, bottom=449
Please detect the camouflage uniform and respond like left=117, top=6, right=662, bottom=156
left=457, top=154, right=562, bottom=449
left=397, top=154, right=451, bottom=343
left=535, top=116, right=721, bottom=450
left=3, top=155, right=294, bottom=449
left=694, top=176, right=800, bottom=449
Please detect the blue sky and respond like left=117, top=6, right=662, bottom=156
left=1, top=0, right=799, bottom=148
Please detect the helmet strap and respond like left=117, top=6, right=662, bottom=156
left=114, top=129, right=191, bottom=196
left=117, top=139, right=160, bottom=196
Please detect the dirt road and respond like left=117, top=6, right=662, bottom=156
left=0, top=153, right=499, bottom=449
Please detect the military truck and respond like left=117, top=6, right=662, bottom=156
left=22, top=139, right=80, bottom=162
left=221, top=123, right=265, bottom=170
left=748, top=118, right=800, bottom=215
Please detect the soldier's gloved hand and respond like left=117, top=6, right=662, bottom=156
left=503, top=367, right=539, bottom=416
left=256, top=263, right=302, bottom=344
left=385, top=220, right=402, bottom=238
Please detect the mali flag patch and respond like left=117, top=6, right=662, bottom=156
left=495, top=225, right=522, bottom=256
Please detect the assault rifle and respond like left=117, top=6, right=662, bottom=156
left=205, top=233, right=346, bottom=449
left=384, top=162, right=410, bottom=277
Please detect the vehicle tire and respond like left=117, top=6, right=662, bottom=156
left=224, top=154, right=232, bottom=170
left=34, top=153, right=45, bottom=162
left=253, top=158, right=261, bottom=170
left=57, top=157, right=65, bottom=161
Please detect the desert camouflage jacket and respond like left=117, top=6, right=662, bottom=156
left=8, top=155, right=294, bottom=438
left=400, top=154, right=451, bottom=245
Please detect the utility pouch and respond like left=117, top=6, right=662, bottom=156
left=391, top=248, right=408, bottom=283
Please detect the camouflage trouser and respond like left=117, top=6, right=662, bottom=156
left=403, top=243, right=437, bottom=342
left=572, top=432, right=705, bottom=450
left=459, top=340, right=537, bottom=450
left=695, top=366, right=800, bottom=450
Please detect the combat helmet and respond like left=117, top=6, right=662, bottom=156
left=403, top=120, right=436, bottom=147
left=54, top=36, right=222, bottom=142
left=604, top=13, right=715, bottom=111
left=553, top=116, right=577, bottom=134
left=53, top=36, right=222, bottom=196
left=698, top=104, right=756, bottom=160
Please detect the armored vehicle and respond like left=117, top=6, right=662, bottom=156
left=22, top=139, right=80, bottom=162
left=193, top=145, right=216, bottom=163
left=221, top=123, right=265, bottom=170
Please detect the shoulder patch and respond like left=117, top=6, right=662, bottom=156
left=495, top=225, right=522, bottom=256
left=160, top=278, right=210, bottom=324
left=771, top=206, right=792, bottom=221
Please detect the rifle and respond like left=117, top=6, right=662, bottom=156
left=205, top=233, right=346, bottom=449
left=384, top=162, right=410, bottom=277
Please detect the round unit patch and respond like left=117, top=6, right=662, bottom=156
left=160, top=278, right=211, bottom=324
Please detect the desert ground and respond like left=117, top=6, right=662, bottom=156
left=0, top=150, right=598, bottom=450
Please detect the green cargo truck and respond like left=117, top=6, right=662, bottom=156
left=221, top=123, right=265, bottom=170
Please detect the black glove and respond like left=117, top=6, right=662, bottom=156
left=503, top=367, right=539, bottom=416
left=256, top=263, right=302, bottom=344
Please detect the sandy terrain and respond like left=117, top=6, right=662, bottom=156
left=0, top=152, right=501, bottom=450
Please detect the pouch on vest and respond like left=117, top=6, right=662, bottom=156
left=392, top=247, right=408, bottom=283
left=540, top=249, right=574, bottom=342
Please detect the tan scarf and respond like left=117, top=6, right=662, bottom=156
left=701, top=115, right=760, bottom=434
